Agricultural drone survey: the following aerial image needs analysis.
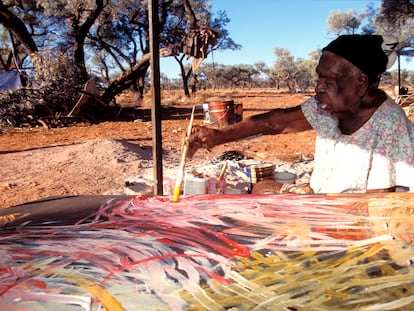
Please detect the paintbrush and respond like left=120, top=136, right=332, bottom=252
left=171, top=105, right=196, bottom=202
left=218, top=161, right=228, bottom=180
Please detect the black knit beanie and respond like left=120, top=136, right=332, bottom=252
left=323, top=35, right=388, bottom=82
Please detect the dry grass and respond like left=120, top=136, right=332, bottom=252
left=116, top=88, right=299, bottom=108
left=116, top=87, right=414, bottom=123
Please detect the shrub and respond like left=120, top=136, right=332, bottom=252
left=0, top=50, right=84, bottom=127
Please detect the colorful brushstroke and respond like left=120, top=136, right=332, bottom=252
left=1, top=193, right=414, bottom=310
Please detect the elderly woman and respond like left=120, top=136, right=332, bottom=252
left=187, top=35, right=414, bottom=194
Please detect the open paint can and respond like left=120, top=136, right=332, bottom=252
left=246, top=163, right=275, bottom=185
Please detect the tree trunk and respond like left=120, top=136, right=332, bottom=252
left=183, top=0, right=198, bottom=28
left=175, top=55, right=192, bottom=97
left=72, top=0, right=105, bottom=81
left=0, top=2, right=38, bottom=55
left=102, top=54, right=151, bottom=103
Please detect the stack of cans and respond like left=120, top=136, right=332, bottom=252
left=245, top=163, right=275, bottom=192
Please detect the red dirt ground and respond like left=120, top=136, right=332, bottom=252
left=0, top=90, right=317, bottom=208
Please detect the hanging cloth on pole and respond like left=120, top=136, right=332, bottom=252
left=182, top=28, right=218, bottom=71
left=0, top=70, right=22, bottom=91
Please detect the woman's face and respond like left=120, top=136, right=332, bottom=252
left=315, top=51, right=366, bottom=120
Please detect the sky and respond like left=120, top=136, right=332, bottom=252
left=160, top=0, right=413, bottom=79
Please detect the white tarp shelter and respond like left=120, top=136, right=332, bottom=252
left=0, top=70, right=21, bottom=91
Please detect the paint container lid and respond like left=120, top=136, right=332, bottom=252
left=274, top=171, right=296, bottom=184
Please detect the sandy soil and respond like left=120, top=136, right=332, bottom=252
left=0, top=91, right=316, bottom=208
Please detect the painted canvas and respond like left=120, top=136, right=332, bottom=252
left=1, top=193, right=414, bottom=310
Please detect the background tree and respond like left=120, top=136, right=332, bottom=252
left=0, top=0, right=412, bottom=128
left=0, top=1, right=39, bottom=56
left=0, top=0, right=238, bottom=124
left=271, top=48, right=298, bottom=92
left=295, top=57, right=315, bottom=92
left=327, top=9, right=362, bottom=35
left=170, top=0, right=241, bottom=97
left=327, top=5, right=378, bottom=36
left=375, top=0, right=413, bottom=46
left=326, top=0, right=413, bottom=89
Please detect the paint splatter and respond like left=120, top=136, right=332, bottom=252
left=1, top=193, right=414, bottom=310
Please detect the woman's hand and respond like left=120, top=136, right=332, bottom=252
left=187, top=126, right=221, bottom=157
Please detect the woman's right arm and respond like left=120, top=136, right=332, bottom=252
left=187, top=105, right=312, bottom=157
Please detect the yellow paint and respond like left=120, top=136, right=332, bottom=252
left=66, top=275, right=125, bottom=311
left=0, top=213, right=29, bottom=226
left=171, top=184, right=181, bottom=202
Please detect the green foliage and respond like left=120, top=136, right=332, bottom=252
left=375, top=0, right=414, bottom=46
left=0, top=50, right=84, bottom=127
left=0, top=0, right=240, bottom=117
left=30, top=50, right=84, bottom=111
left=270, top=48, right=319, bottom=92
left=327, top=10, right=361, bottom=35
left=326, top=0, right=413, bottom=48
left=0, top=0, right=412, bottom=125
left=326, top=7, right=377, bottom=35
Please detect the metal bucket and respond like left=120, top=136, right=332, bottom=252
left=208, top=100, right=235, bottom=128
